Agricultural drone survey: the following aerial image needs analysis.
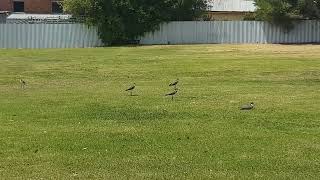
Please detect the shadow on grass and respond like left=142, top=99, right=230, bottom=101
left=128, top=94, right=139, bottom=97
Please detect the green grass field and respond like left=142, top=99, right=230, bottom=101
left=0, top=45, right=320, bottom=179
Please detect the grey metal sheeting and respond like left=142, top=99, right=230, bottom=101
left=140, top=21, right=320, bottom=45
left=0, top=21, right=320, bottom=48
left=0, top=23, right=102, bottom=48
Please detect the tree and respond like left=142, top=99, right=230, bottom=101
left=298, top=0, right=320, bottom=19
left=170, top=0, right=210, bottom=21
left=254, top=0, right=320, bottom=28
left=64, top=0, right=211, bottom=45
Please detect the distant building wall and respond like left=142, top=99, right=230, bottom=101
left=208, top=0, right=256, bottom=12
left=0, top=0, right=11, bottom=11
left=0, top=0, right=60, bottom=13
left=207, top=0, right=256, bottom=21
left=25, top=0, right=51, bottom=14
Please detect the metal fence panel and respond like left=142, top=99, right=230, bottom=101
left=0, top=23, right=102, bottom=48
left=1, top=21, right=320, bottom=48
left=140, top=20, right=320, bottom=45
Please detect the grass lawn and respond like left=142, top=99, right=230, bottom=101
left=0, top=44, right=320, bottom=179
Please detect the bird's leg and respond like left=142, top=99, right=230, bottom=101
left=130, top=91, right=132, bottom=96
left=171, top=95, right=173, bottom=100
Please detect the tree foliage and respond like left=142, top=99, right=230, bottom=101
left=298, top=0, right=320, bottom=19
left=254, top=0, right=320, bottom=28
left=64, top=0, right=211, bottom=45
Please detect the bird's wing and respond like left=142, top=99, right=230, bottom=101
left=166, top=91, right=177, bottom=96
left=125, top=86, right=134, bottom=91
left=240, top=105, right=252, bottom=110
left=169, top=80, right=178, bottom=86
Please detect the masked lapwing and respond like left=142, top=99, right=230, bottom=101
left=169, top=79, right=179, bottom=89
left=125, top=83, right=136, bottom=96
left=165, top=90, right=178, bottom=100
left=240, top=102, right=254, bottom=110
left=20, top=79, right=26, bottom=89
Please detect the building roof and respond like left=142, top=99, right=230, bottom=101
left=7, top=13, right=72, bottom=20
left=0, top=11, right=10, bottom=14
left=6, top=13, right=76, bottom=24
left=208, top=0, right=256, bottom=12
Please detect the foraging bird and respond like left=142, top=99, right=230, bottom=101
left=169, top=78, right=179, bottom=89
left=125, top=83, right=136, bottom=96
left=240, top=102, right=254, bottom=110
left=165, top=90, right=178, bottom=100
left=20, top=79, right=26, bottom=89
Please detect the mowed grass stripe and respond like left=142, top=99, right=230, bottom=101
left=0, top=45, right=319, bottom=179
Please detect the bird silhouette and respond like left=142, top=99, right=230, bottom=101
left=125, top=83, right=136, bottom=96
left=165, top=90, right=178, bottom=100
left=169, top=78, right=179, bottom=89
left=20, top=79, right=26, bottom=89
left=240, top=102, right=254, bottom=110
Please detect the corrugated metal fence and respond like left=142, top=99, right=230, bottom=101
left=141, top=20, right=320, bottom=44
left=1, top=21, right=320, bottom=48
left=0, top=23, right=102, bottom=48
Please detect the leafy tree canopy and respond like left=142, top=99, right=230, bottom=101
left=254, top=0, right=320, bottom=28
left=64, top=0, right=211, bottom=45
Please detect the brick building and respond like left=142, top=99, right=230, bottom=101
left=0, top=0, right=63, bottom=14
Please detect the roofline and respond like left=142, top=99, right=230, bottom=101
left=208, top=11, right=255, bottom=13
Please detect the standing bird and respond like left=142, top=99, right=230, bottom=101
left=125, top=83, right=136, bottom=96
left=20, top=79, right=26, bottom=89
left=240, top=102, right=255, bottom=110
left=169, top=78, right=179, bottom=89
left=165, top=90, right=178, bottom=100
